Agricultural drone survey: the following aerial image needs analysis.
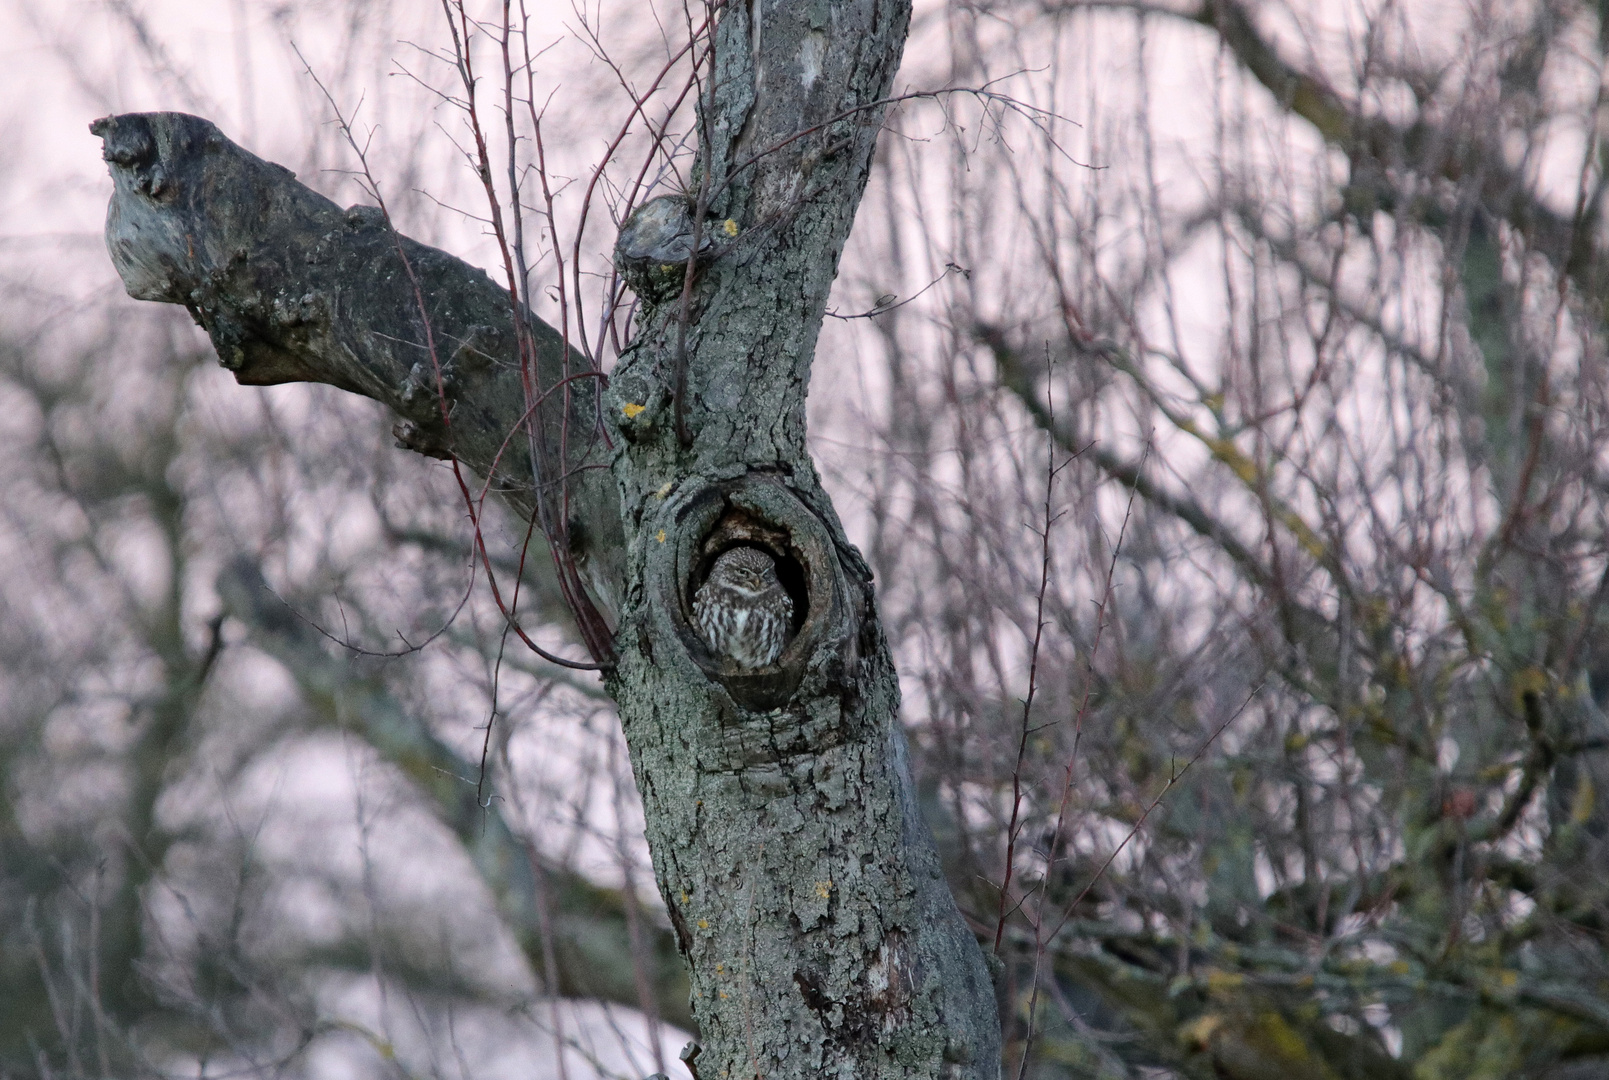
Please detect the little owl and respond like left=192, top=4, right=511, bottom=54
left=693, top=546, right=793, bottom=668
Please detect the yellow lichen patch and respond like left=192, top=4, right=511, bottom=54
left=722, top=219, right=739, bottom=237
left=1571, top=771, right=1596, bottom=824
left=814, top=880, right=833, bottom=900
left=1481, top=968, right=1521, bottom=997
left=1510, top=666, right=1548, bottom=708
left=1378, top=653, right=1412, bottom=688
left=1203, top=968, right=1245, bottom=995
left=656, top=529, right=666, bottom=543
left=1357, top=595, right=1392, bottom=632
left=1205, top=437, right=1260, bottom=485
left=331, top=1021, right=398, bottom=1061
left=1277, top=509, right=1329, bottom=562
left=1179, top=1013, right=1223, bottom=1050
left=1416, top=1014, right=1520, bottom=1080
left=698, top=919, right=709, bottom=930
left=655, top=481, right=673, bottom=499
left=1192, top=432, right=1329, bottom=561
left=622, top=402, right=646, bottom=418
left=1185, top=1010, right=1330, bottom=1075
left=1241, top=1011, right=1318, bottom=1067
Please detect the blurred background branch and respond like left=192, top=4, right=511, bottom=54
left=4, top=0, right=1609, bottom=1076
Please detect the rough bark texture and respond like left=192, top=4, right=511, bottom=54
left=88, top=108, right=624, bottom=624
left=90, top=1, right=1001, bottom=1076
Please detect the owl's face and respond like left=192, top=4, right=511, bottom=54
left=707, top=547, right=780, bottom=595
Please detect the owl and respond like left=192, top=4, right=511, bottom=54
left=693, top=546, right=794, bottom=668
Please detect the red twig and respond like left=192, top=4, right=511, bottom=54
left=1048, top=684, right=1262, bottom=944
left=1012, top=435, right=1145, bottom=1078
left=995, top=376, right=1076, bottom=953
left=443, top=0, right=615, bottom=666
left=564, top=5, right=716, bottom=364
left=298, top=42, right=605, bottom=673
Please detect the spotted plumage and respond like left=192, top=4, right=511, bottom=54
left=693, top=546, right=794, bottom=668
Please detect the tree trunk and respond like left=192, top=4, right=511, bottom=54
left=89, top=1, right=1001, bottom=1075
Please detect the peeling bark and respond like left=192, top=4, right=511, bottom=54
left=91, top=0, right=1001, bottom=1075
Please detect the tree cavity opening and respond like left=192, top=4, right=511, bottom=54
left=657, top=476, right=855, bottom=711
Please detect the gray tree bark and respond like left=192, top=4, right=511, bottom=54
left=89, top=1, right=1001, bottom=1076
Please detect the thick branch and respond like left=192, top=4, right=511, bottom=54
left=1063, top=0, right=1601, bottom=306
left=1190, top=0, right=1597, bottom=296
left=89, top=112, right=623, bottom=617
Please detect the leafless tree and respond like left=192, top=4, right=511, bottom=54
left=86, top=0, right=999, bottom=1076
left=8, top=0, right=1609, bottom=1078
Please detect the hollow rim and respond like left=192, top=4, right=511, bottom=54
left=657, top=474, right=848, bottom=709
